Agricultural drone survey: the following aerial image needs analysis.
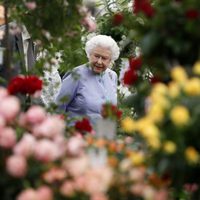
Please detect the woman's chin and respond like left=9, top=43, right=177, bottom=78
left=93, top=68, right=104, bottom=74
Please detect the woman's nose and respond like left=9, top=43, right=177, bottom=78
left=97, top=57, right=103, bottom=63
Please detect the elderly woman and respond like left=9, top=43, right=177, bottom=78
left=55, top=35, right=120, bottom=125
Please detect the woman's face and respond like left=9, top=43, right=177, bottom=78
left=89, top=46, right=112, bottom=74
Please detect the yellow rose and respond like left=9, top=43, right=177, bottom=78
left=184, top=78, right=200, bottom=96
left=137, top=117, right=152, bottom=132
left=147, top=104, right=164, bottom=123
left=163, top=141, right=177, bottom=154
left=171, top=66, right=187, bottom=84
left=141, top=124, right=160, bottom=140
left=121, top=117, right=136, bottom=133
left=147, top=138, right=161, bottom=150
left=170, top=106, right=190, bottom=126
left=168, top=81, right=180, bottom=98
left=129, top=151, right=145, bottom=166
left=193, top=61, right=200, bottom=75
left=152, top=83, right=168, bottom=95
left=149, top=93, right=170, bottom=110
left=185, top=147, right=199, bottom=164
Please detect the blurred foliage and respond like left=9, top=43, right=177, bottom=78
left=4, top=0, right=87, bottom=76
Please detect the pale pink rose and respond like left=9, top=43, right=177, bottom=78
left=25, top=2, right=37, bottom=10
left=142, top=185, right=156, bottom=200
left=42, top=167, right=67, bottom=183
left=129, top=167, right=146, bottom=182
left=0, top=115, right=6, bottom=129
left=53, top=135, right=68, bottom=157
left=84, top=175, right=103, bottom=194
left=66, top=136, right=85, bottom=156
left=82, top=15, right=97, bottom=32
left=0, top=96, right=20, bottom=121
left=6, top=155, right=27, bottom=177
left=84, top=167, right=113, bottom=194
left=0, top=127, right=16, bottom=148
left=0, top=87, right=8, bottom=100
left=36, top=185, right=53, bottom=200
left=34, top=139, right=60, bottom=162
left=18, top=113, right=27, bottom=127
left=32, top=116, right=65, bottom=138
left=60, top=181, right=75, bottom=197
left=32, top=90, right=41, bottom=98
left=154, top=189, right=169, bottom=200
left=17, top=188, right=37, bottom=200
left=14, top=133, right=36, bottom=157
left=119, top=158, right=132, bottom=172
left=25, top=105, right=46, bottom=125
left=74, top=175, right=88, bottom=191
left=125, top=136, right=134, bottom=144
left=90, top=193, right=108, bottom=200
left=62, top=155, right=89, bottom=177
left=130, top=183, right=145, bottom=196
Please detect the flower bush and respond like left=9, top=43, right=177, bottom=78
left=0, top=86, right=172, bottom=200
left=120, top=61, right=200, bottom=199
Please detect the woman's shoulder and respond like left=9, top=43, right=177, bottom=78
left=106, top=68, right=118, bottom=82
left=74, top=64, right=87, bottom=71
left=106, top=68, right=117, bottom=77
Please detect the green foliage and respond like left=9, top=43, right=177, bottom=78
left=5, top=0, right=87, bottom=76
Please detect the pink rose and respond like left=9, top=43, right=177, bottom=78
left=14, top=133, right=36, bottom=157
left=43, top=167, right=67, bottom=183
left=60, top=181, right=75, bottom=197
left=154, top=189, right=169, bottom=200
left=25, top=2, right=37, bottom=10
left=36, top=185, right=53, bottom=200
left=62, top=155, right=89, bottom=177
left=91, top=193, right=108, bottom=200
left=32, top=116, right=65, bottom=139
left=17, top=188, right=37, bottom=200
left=82, top=15, right=97, bottom=32
left=66, top=136, right=85, bottom=156
left=0, top=87, right=8, bottom=100
left=0, top=115, right=6, bottom=129
left=0, top=96, right=20, bottom=121
left=34, top=139, right=60, bottom=162
left=0, top=127, right=16, bottom=148
left=6, top=155, right=27, bottom=177
left=25, top=105, right=46, bottom=125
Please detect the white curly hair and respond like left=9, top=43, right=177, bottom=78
left=85, top=35, right=120, bottom=61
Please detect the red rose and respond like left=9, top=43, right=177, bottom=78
left=185, top=9, right=199, bottom=20
left=123, top=69, right=138, bottom=86
left=75, top=118, right=92, bottom=133
left=7, top=75, right=42, bottom=95
left=129, top=56, right=142, bottom=71
left=133, top=0, right=155, bottom=18
left=112, top=13, right=124, bottom=26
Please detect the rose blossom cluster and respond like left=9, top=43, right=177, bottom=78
left=0, top=86, right=113, bottom=199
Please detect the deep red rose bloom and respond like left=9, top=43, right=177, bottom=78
left=123, top=69, right=138, bottom=86
left=7, top=75, right=43, bottom=95
left=112, top=13, right=124, bottom=26
left=185, top=9, right=199, bottom=20
left=75, top=118, right=92, bottom=133
left=133, top=0, right=155, bottom=18
left=129, top=56, right=142, bottom=71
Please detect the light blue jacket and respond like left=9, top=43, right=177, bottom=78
left=55, top=64, right=117, bottom=124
